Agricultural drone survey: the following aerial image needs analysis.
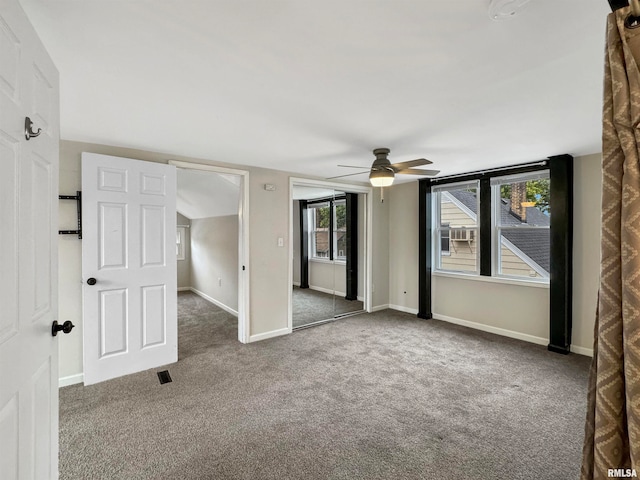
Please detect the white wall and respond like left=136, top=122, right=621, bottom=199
left=190, top=215, right=239, bottom=312
left=387, top=153, right=601, bottom=355
left=57, top=140, right=385, bottom=382
left=176, top=212, right=191, bottom=289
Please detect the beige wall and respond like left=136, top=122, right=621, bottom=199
left=371, top=189, right=389, bottom=308
left=388, top=182, right=419, bottom=311
left=177, top=212, right=191, bottom=289
left=572, top=153, right=601, bottom=353
left=387, top=153, right=601, bottom=355
left=190, top=215, right=238, bottom=312
left=57, top=140, right=385, bottom=382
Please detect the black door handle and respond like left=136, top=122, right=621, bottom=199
left=87, top=277, right=97, bottom=285
left=52, top=320, right=75, bottom=337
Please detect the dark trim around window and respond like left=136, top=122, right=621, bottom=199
left=418, top=156, right=573, bottom=354
left=418, top=179, right=432, bottom=319
left=548, top=154, right=573, bottom=355
left=299, top=200, right=309, bottom=288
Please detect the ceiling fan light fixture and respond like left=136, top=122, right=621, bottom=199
left=369, top=169, right=394, bottom=187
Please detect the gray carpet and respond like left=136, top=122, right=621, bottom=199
left=59, top=291, right=590, bottom=479
left=292, top=286, right=364, bottom=328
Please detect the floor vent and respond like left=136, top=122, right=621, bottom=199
left=157, top=370, right=172, bottom=384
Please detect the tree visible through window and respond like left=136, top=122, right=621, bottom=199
left=309, top=198, right=347, bottom=261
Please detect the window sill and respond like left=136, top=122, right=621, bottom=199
left=433, top=271, right=550, bottom=289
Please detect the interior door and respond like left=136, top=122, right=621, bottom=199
left=82, top=153, right=177, bottom=385
left=0, top=1, right=60, bottom=478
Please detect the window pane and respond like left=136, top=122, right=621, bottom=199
left=335, top=231, right=346, bottom=260
left=314, top=231, right=330, bottom=258
left=499, top=228, right=550, bottom=278
left=334, top=202, right=346, bottom=230
left=439, top=186, right=478, bottom=228
left=435, top=183, right=479, bottom=273
left=314, top=206, right=330, bottom=229
left=498, top=177, right=550, bottom=226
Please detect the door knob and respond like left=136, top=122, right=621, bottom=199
left=52, top=320, right=75, bottom=337
left=87, top=277, right=97, bottom=285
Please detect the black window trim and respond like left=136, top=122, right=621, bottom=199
left=418, top=155, right=573, bottom=355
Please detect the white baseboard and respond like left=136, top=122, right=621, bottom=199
left=309, top=285, right=344, bottom=296
left=249, top=327, right=290, bottom=343
left=433, top=313, right=549, bottom=348
left=389, top=304, right=419, bottom=315
left=177, top=286, right=191, bottom=292
left=293, top=281, right=301, bottom=287
left=59, top=373, right=83, bottom=388
left=190, top=287, right=238, bottom=317
left=308, top=285, right=364, bottom=302
left=570, top=345, right=594, bottom=357
left=371, top=304, right=389, bottom=313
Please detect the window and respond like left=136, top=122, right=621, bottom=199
left=433, top=182, right=479, bottom=274
left=492, top=171, right=550, bottom=280
left=334, top=200, right=347, bottom=261
left=430, top=169, right=550, bottom=283
left=176, top=226, right=187, bottom=260
left=440, top=223, right=450, bottom=255
left=309, top=197, right=347, bottom=262
left=310, top=202, right=331, bottom=259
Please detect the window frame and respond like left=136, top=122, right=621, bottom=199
left=176, top=226, right=187, bottom=261
left=432, top=180, right=480, bottom=275
left=309, top=202, right=331, bottom=261
left=308, top=196, right=347, bottom=263
left=491, top=171, right=550, bottom=283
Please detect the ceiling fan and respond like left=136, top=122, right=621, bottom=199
left=328, top=148, right=440, bottom=187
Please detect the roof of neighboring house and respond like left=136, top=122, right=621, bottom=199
left=448, top=190, right=550, bottom=275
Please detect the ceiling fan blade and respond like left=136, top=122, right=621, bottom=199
left=395, top=168, right=440, bottom=176
left=389, top=158, right=433, bottom=170
left=326, top=171, right=370, bottom=179
left=337, top=164, right=371, bottom=169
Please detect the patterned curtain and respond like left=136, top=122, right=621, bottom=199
left=581, top=9, right=640, bottom=479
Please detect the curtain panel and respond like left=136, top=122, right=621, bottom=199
left=581, top=9, right=640, bottom=479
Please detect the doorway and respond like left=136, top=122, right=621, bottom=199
left=170, top=160, right=250, bottom=344
left=288, top=178, right=372, bottom=330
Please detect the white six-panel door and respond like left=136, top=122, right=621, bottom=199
left=0, top=0, right=60, bottom=478
left=82, top=153, right=177, bottom=385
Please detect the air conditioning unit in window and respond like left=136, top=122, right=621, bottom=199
left=450, top=227, right=474, bottom=242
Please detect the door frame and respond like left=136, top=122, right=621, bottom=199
left=169, top=160, right=250, bottom=344
left=288, top=177, right=373, bottom=331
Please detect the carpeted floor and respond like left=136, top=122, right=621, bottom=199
left=292, top=286, right=364, bottom=328
left=59, top=291, right=591, bottom=479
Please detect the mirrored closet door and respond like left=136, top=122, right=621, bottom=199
left=291, top=186, right=364, bottom=329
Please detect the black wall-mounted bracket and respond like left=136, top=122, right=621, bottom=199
left=58, top=191, right=82, bottom=239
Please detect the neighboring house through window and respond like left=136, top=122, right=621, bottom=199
left=432, top=171, right=550, bottom=282
left=433, top=182, right=479, bottom=274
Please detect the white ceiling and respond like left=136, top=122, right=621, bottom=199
left=177, top=168, right=239, bottom=219
left=21, top=0, right=609, bottom=183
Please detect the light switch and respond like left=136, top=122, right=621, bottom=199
left=277, top=237, right=284, bottom=247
